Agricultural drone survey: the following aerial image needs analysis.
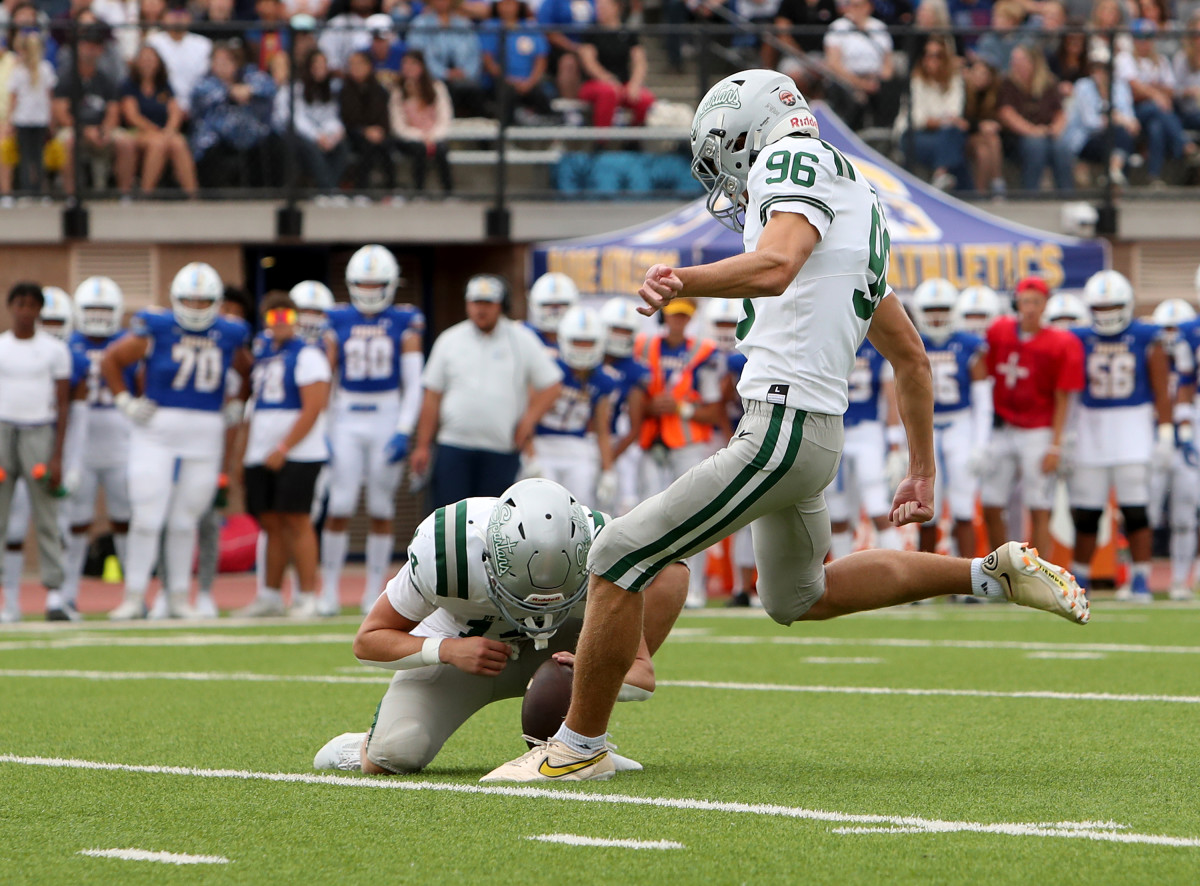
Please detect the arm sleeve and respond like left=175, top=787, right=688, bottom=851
left=745, top=139, right=836, bottom=241
left=398, top=350, right=425, bottom=434
left=295, top=346, right=332, bottom=386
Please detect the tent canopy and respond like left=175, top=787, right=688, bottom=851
left=532, top=104, right=1109, bottom=298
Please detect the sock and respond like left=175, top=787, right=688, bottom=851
left=1071, top=561, right=1091, bottom=590
left=113, top=532, right=127, bottom=567
left=1131, top=562, right=1151, bottom=593
left=255, top=531, right=267, bottom=599
left=124, top=524, right=160, bottom=599
left=45, top=589, right=63, bottom=610
left=552, top=722, right=607, bottom=754
left=970, top=557, right=1005, bottom=597
left=1170, top=527, right=1196, bottom=588
left=830, top=531, right=853, bottom=560
left=62, top=532, right=90, bottom=605
left=261, top=587, right=283, bottom=604
left=4, top=550, right=24, bottom=604
left=876, top=527, right=901, bottom=551
left=321, top=530, right=348, bottom=611
left=364, top=533, right=394, bottom=609
left=164, top=526, right=197, bottom=597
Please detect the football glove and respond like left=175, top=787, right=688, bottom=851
left=885, top=448, right=908, bottom=491
left=595, top=469, right=617, bottom=508
left=384, top=432, right=409, bottom=465
left=115, top=391, right=156, bottom=425
left=1154, top=423, right=1176, bottom=472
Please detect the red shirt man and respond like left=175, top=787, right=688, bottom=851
left=981, top=276, right=1085, bottom=553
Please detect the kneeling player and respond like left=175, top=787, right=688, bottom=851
left=313, top=478, right=687, bottom=775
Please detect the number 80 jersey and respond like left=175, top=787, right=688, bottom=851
left=327, top=304, right=424, bottom=394
left=132, top=308, right=250, bottom=412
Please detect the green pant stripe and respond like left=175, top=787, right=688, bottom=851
left=628, top=410, right=806, bottom=592
left=601, top=404, right=787, bottom=583
left=453, top=500, right=468, bottom=599
left=433, top=507, right=448, bottom=598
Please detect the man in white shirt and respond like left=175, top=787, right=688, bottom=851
left=0, top=283, right=73, bottom=622
left=822, top=0, right=901, bottom=129
left=147, top=0, right=213, bottom=115
left=409, top=275, right=563, bottom=510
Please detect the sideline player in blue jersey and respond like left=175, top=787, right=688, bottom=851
left=825, top=337, right=905, bottom=559
left=599, top=298, right=649, bottom=515
left=102, top=262, right=251, bottom=620
left=911, top=279, right=991, bottom=558
left=1071, top=271, right=1174, bottom=602
left=321, top=245, right=425, bottom=616
left=531, top=306, right=617, bottom=505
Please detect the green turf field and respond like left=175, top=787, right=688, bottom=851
left=3, top=601, right=1199, bottom=884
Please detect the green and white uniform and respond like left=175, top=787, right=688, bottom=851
left=589, top=137, right=893, bottom=620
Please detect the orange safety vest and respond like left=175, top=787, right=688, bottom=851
left=638, top=334, right=716, bottom=450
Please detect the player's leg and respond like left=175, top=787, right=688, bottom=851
left=945, top=418, right=978, bottom=559
left=59, top=467, right=100, bottom=616
left=278, top=462, right=322, bottom=615
left=236, top=466, right=288, bottom=617
left=824, top=458, right=855, bottom=559
left=981, top=427, right=1019, bottom=550
left=1015, top=429, right=1057, bottom=555
left=0, top=424, right=23, bottom=620
left=191, top=505, right=221, bottom=617
left=669, top=442, right=717, bottom=609
left=364, top=413, right=403, bottom=614
left=112, top=435, right=175, bottom=618
left=2, top=478, right=30, bottom=621
left=855, top=423, right=900, bottom=550
left=919, top=426, right=948, bottom=554
left=730, top=525, right=759, bottom=605
left=641, top=561, right=689, bottom=654
left=1168, top=454, right=1199, bottom=600
left=473, top=448, right=522, bottom=499
left=1068, top=464, right=1109, bottom=591
left=161, top=455, right=222, bottom=617
left=615, top=446, right=641, bottom=516
left=19, top=425, right=66, bottom=614
left=102, top=462, right=132, bottom=573
left=1115, top=462, right=1154, bottom=601
left=321, top=417, right=366, bottom=615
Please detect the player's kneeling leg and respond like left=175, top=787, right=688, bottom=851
left=364, top=717, right=436, bottom=775
left=751, top=504, right=830, bottom=625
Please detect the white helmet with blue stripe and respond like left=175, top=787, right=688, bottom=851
left=599, top=297, right=641, bottom=358
left=169, top=262, right=223, bottom=332
left=1083, top=270, right=1134, bottom=336
left=1151, top=298, right=1196, bottom=341
left=912, top=278, right=959, bottom=344
left=74, top=276, right=124, bottom=337
left=289, top=280, right=335, bottom=338
left=953, top=285, right=1002, bottom=335
left=557, top=305, right=606, bottom=371
left=528, top=272, right=579, bottom=332
left=39, top=286, right=73, bottom=339
left=1044, top=293, right=1091, bottom=329
left=345, top=244, right=399, bottom=314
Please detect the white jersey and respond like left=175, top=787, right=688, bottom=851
left=384, top=497, right=608, bottom=646
left=735, top=135, right=890, bottom=416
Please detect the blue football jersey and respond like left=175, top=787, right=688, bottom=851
left=1072, top=320, right=1161, bottom=409
left=606, top=355, right=650, bottom=433
left=537, top=360, right=618, bottom=437
left=327, top=304, right=423, bottom=394
left=1173, top=318, right=1200, bottom=395
left=844, top=340, right=888, bottom=427
left=250, top=332, right=320, bottom=412
left=70, top=331, right=137, bottom=409
left=922, top=331, right=984, bottom=413
left=132, top=308, right=249, bottom=412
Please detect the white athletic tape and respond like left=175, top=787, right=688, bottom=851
left=525, top=835, right=683, bottom=850
left=2, top=755, right=1196, bottom=849
left=78, top=848, right=230, bottom=865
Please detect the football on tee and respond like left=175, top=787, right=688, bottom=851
left=521, top=659, right=573, bottom=747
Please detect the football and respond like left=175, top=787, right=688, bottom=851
left=521, top=659, right=573, bottom=747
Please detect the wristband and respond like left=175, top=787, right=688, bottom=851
left=679, top=401, right=696, bottom=421
left=420, top=636, right=444, bottom=666
left=1180, top=423, right=1195, bottom=444
left=1158, top=423, right=1175, bottom=446
left=1174, top=402, right=1194, bottom=425
left=357, top=636, right=444, bottom=671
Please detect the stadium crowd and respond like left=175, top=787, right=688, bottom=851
left=2, top=251, right=1200, bottom=622
left=0, top=0, right=1197, bottom=196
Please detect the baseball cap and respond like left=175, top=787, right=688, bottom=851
left=662, top=298, right=696, bottom=317
left=1015, top=276, right=1050, bottom=297
left=1131, top=18, right=1157, bottom=38
left=365, top=13, right=394, bottom=34
left=465, top=275, right=506, bottom=303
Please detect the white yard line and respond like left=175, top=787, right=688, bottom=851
left=525, top=834, right=683, bottom=850
left=78, top=848, right=229, bottom=865
left=1026, top=651, right=1108, bottom=660
left=0, top=633, right=354, bottom=651
left=2, top=754, right=1195, bottom=849
left=668, top=635, right=1200, bottom=656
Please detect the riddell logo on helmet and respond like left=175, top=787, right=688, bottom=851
left=791, top=113, right=818, bottom=130
left=778, top=90, right=797, bottom=106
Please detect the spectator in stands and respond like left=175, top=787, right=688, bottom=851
left=1118, top=18, right=1194, bottom=185
left=577, top=0, right=654, bottom=128
left=361, top=13, right=403, bottom=87
left=389, top=48, right=452, bottom=192
left=537, top=0, right=595, bottom=101
left=120, top=43, right=197, bottom=195
left=1176, top=12, right=1200, bottom=131
left=1064, top=43, right=1138, bottom=184
left=340, top=50, right=392, bottom=188
left=973, top=0, right=1025, bottom=72
left=1089, top=0, right=1131, bottom=60
left=275, top=48, right=347, bottom=192
left=948, top=0, right=992, bottom=52
left=738, top=0, right=784, bottom=64
left=998, top=42, right=1075, bottom=190
left=53, top=26, right=136, bottom=195
left=406, top=0, right=487, bottom=117
left=1137, top=0, right=1179, bottom=58
left=964, top=56, right=1006, bottom=193
left=823, top=0, right=901, bottom=130
left=92, top=0, right=140, bottom=62
left=871, top=0, right=912, bottom=25
left=1049, top=27, right=1088, bottom=94
left=139, top=0, right=166, bottom=37
left=905, top=37, right=972, bottom=190
left=67, top=11, right=125, bottom=85
left=146, top=0, right=213, bottom=115
left=245, top=0, right=290, bottom=72
left=190, top=41, right=278, bottom=187
left=769, top=0, right=837, bottom=88
left=481, top=0, right=554, bottom=124
left=3, top=29, right=54, bottom=196
left=319, top=0, right=376, bottom=75
left=286, top=0, right=331, bottom=19
left=194, top=0, right=239, bottom=43
left=289, top=13, right=319, bottom=63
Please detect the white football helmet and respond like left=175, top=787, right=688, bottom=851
left=483, top=478, right=591, bottom=649
left=954, top=285, right=1002, bottom=335
left=528, top=272, right=579, bottom=333
left=169, top=262, right=223, bottom=332
left=599, top=297, right=640, bottom=358
left=691, top=69, right=819, bottom=232
left=705, top=299, right=741, bottom=352
left=557, top=306, right=606, bottom=371
left=1151, top=298, right=1196, bottom=343
left=912, top=278, right=959, bottom=343
left=346, top=244, right=399, bottom=314
left=290, top=280, right=335, bottom=339
left=1083, top=270, right=1135, bottom=336
left=39, top=287, right=72, bottom=339
left=1194, top=262, right=1200, bottom=308
left=74, top=276, right=124, bottom=338
left=1044, top=293, right=1091, bottom=329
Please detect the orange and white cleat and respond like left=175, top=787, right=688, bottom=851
left=982, top=541, right=1089, bottom=625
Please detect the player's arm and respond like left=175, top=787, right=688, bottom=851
left=592, top=395, right=615, bottom=471
left=280, top=378, right=330, bottom=457
left=409, top=387, right=442, bottom=476
left=515, top=381, right=563, bottom=451
left=50, top=376, right=71, bottom=486
left=396, top=328, right=425, bottom=438
left=1148, top=341, right=1173, bottom=427
left=611, top=383, right=645, bottom=459
left=969, top=350, right=993, bottom=456
left=101, top=333, right=149, bottom=395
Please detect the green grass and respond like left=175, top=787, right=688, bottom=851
left=3, top=602, right=1200, bottom=884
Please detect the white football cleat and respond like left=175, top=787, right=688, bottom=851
left=147, top=592, right=170, bottom=620
left=480, top=737, right=616, bottom=784
left=235, top=596, right=287, bottom=618
left=109, top=594, right=147, bottom=621
left=289, top=593, right=321, bottom=618
left=313, top=732, right=367, bottom=771
left=1113, top=586, right=1134, bottom=602
left=982, top=542, right=1089, bottom=625
left=606, top=745, right=643, bottom=773
left=1169, top=586, right=1195, bottom=602
left=191, top=592, right=218, bottom=618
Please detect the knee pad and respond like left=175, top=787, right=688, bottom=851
left=1120, top=505, right=1150, bottom=535
left=1071, top=508, right=1103, bottom=536
left=366, top=720, right=433, bottom=775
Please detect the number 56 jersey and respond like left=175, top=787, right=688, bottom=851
left=1070, top=319, right=1161, bottom=467
left=737, top=135, right=890, bottom=417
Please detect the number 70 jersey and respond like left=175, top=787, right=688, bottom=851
left=132, top=308, right=250, bottom=412
left=737, top=134, right=890, bottom=417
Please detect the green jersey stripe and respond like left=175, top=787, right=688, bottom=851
left=759, top=194, right=835, bottom=228
left=454, top=500, right=469, bottom=599
left=590, top=510, right=607, bottom=535
left=628, top=409, right=807, bottom=592
left=601, top=404, right=786, bottom=583
left=433, top=507, right=448, bottom=597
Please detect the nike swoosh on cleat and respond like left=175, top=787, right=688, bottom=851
left=537, top=751, right=608, bottom=778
